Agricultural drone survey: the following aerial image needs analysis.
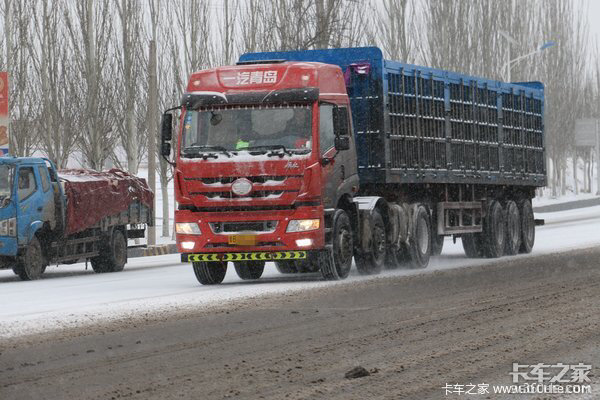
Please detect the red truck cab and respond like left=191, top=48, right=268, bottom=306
left=166, top=61, right=358, bottom=284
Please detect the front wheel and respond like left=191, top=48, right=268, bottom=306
left=14, top=236, right=46, bottom=281
left=321, top=209, right=354, bottom=280
left=234, top=261, right=265, bottom=280
left=193, top=261, right=227, bottom=285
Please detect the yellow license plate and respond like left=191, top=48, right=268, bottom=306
left=228, top=234, right=257, bottom=246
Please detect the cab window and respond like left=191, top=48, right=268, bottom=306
left=38, top=166, right=50, bottom=192
left=319, top=104, right=335, bottom=154
left=18, top=167, right=37, bottom=201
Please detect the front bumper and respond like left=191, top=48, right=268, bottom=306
left=175, top=206, right=325, bottom=254
left=181, top=250, right=308, bottom=263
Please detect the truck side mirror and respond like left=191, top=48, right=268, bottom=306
left=334, top=136, right=350, bottom=151
left=161, top=142, right=171, bottom=157
left=161, top=113, right=173, bottom=142
left=332, top=106, right=349, bottom=137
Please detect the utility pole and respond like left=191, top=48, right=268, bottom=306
left=147, top=39, right=157, bottom=245
left=596, top=119, right=600, bottom=195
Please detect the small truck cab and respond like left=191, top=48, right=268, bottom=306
left=0, top=157, right=61, bottom=264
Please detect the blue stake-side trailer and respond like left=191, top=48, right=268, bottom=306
left=0, top=157, right=153, bottom=280
left=166, top=46, right=545, bottom=285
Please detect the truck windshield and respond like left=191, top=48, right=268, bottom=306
left=0, top=164, right=12, bottom=205
left=181, top=105, right=312, bottom=156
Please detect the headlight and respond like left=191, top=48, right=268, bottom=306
left=175, top=222, right=202, bottom=235
left=286, top=219, right=320, bottom=233
left=0, top=217, right=16, bottom=236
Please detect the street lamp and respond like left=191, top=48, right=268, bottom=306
left=499, top=30, right=556, bottom=82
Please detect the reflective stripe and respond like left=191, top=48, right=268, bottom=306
left=186, top=251, right=307, bottom=263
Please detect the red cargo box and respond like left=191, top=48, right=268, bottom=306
left=58, top=169, right=153, bottom=235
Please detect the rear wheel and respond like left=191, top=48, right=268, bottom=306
left=482, top=201, right=505, bottom=258
left=193, top=261, right=227, bottom=285
left=431, top=233, right=444, bottom=256
left=504, top=200, right=521, bottom=255
left=355, top=209, right=386, bottom=275
left=321, top=209, right=354, bottom=280
left=91, top=229, right=127, bottom=273
left=234, top=261, right=265, bottom=280
left=385, top=242, right=409, bottom=269
left=407, top=205, right=431, bottom=269
left=462, top=234, right=484, bottom=258
left=519, top=199, right=535, bottom=254
left=14, top=236, right=46, bottom=281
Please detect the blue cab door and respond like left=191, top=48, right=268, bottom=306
left=16, top=166, right=44, bottom=246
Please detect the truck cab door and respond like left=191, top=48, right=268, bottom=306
left=36, top=165, right=56, bottom=230
left=16, top=166, right=43, bottom=245
left=319, top=104, right=338, bottom=208
left=319, top=104, right=358, bottom=209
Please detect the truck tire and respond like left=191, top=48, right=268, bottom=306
left=275, top=261, right=298, bottom=274
left=482, top=200, right=505, bottom=258
left=504, top=200, right=521, bottom=255
left=407, top=205, right=431, bottom=269
left=386, top=242, right=410, bottom=269
left=321, top=209, right=354, bottom=280
left=91, top=230, right=127, bottom=273
left=14, top=236, right=46, bottom=281
left=462, top=234, right=484, bottom=258
left=193, top=261, right=227, bottom=285
left=234, top=261, right=265, bottom=280
left=431, top=233, right=444, bottom=256
left=518, top=199, right=535, bottom=254
left=355, top=209, right=386, bottom=275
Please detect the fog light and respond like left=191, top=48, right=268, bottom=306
left=181, top=241, right=195, bottom=250
left=295, top=238, right=313, bottom=247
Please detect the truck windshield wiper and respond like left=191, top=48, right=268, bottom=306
left=245, top=145, right=293, bottom=157
left=183, top=145, right=232, bottom=158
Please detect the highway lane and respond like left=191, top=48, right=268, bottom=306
left=0, top=205, right=599, bottom=340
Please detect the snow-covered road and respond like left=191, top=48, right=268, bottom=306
left=1, top=205, right=599, bottom=339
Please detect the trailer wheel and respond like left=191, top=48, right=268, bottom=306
left=385, top=242, right=409, bottom=269
left=462, top=234, right=484, bottom=258
left=193, top=261, right=227, bottom=285
left=504, top=201, right=521, bottom=255
left=14, top=237, right=46, bottom=281
left=234, top=261, right=265, bottom=280
left=431, top=233, right=444, bottom=256
left=518, top=199, right=535, bottom=254
left=482, top=201, right=505, bottom=258
left=407, top=205, right=431, bottom=269
left=355, top=209, right=386, bottom=275
left=321, top=209, right=353, bottom=280
left=91, top=230, right=127, bottom=273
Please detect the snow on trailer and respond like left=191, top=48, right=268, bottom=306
left=0, top=157, right=153, bottom=280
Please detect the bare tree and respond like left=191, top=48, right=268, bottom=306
left=29, top=0, right=80, bottom=167
left=113, top=0, right=147, bottom=174
left=65, top=0, right=116, bottom=170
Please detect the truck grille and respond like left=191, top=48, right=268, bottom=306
left=209, top=221, right=278, bottom=234
left=197, top=175, right=289, bottom=185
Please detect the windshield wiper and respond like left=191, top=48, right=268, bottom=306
left=183, top=145, right=232, bottom=158
left=245, top=145, right=293, bottom=157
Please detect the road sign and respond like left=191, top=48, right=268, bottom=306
left=574, top=119, right=598, bottom=148
left=0, top=72, right=7, bottom=156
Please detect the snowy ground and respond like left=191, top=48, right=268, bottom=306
left=0, top=205, right=599, bottom=340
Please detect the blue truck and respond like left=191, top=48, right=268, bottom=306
left=163, top=46, right=545, bottom=285
left=0, top=156, right=153, bottom=280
